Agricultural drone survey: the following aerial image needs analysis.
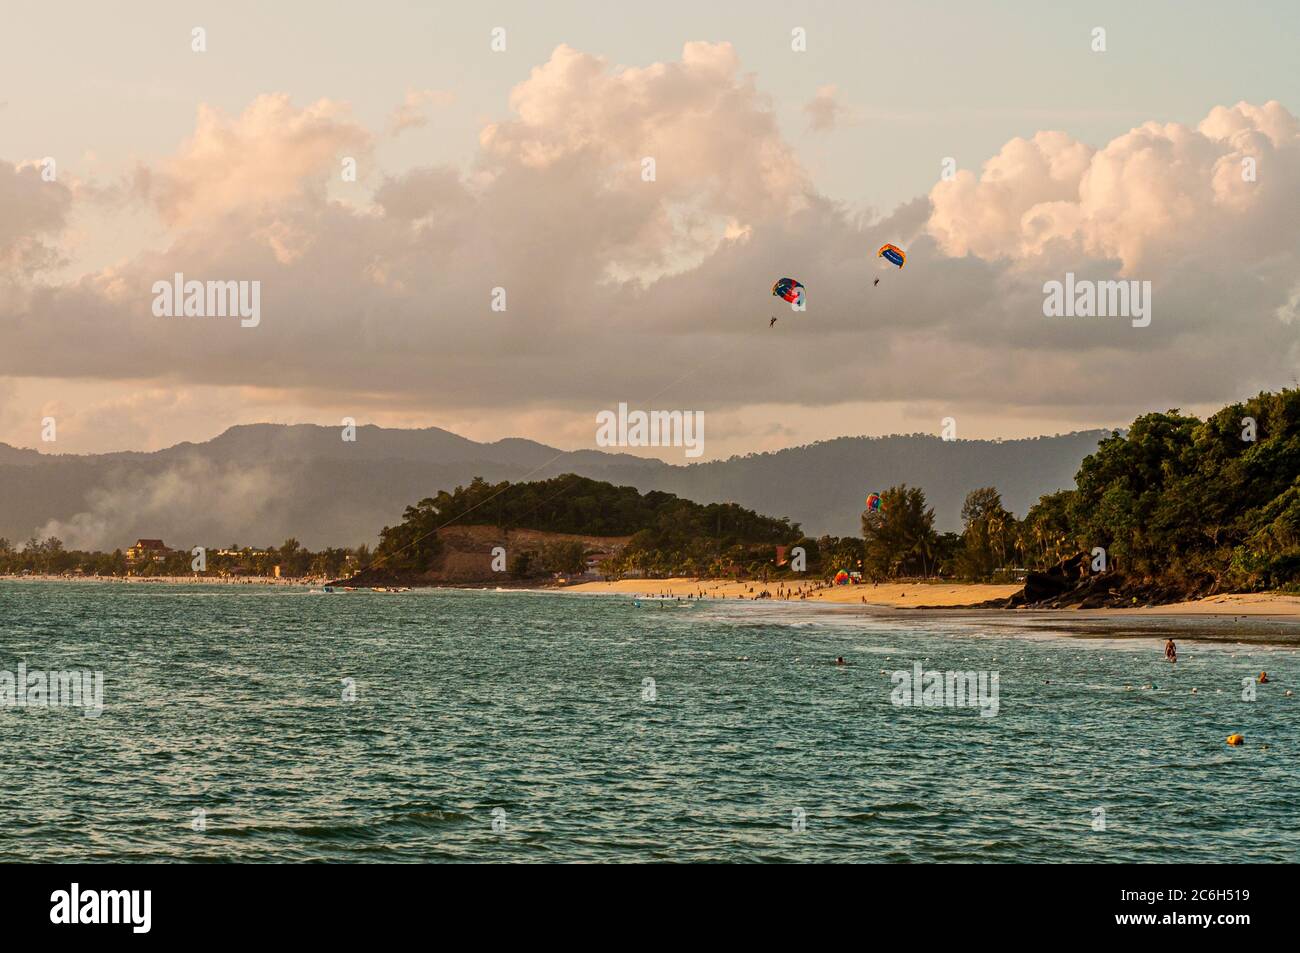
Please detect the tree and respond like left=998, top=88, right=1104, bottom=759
left=862, top=485, right=938, bottom=579
left=538, top=540, right=587, bottom=575
left=957, top=487, right=1019, bottom=580
left=509, top=550, right=535, bottom=579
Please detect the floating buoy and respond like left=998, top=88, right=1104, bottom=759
left=1286, top=690, right=1294, bottom=697
left=1191, top=688, right=1198, bottom=693
left=1226, top=734, right=1245, bottom=746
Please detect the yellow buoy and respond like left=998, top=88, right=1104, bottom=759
left=1226, top=734, right=1245, bottom=746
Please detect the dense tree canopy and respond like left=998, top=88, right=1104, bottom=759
left=858, top=390, right=1300, bottom=593
left=861, top=485, right=938, bottom=579
left=1035, top=389, right=1300, bottom=591
left=374, top=474, right=803, bottom=576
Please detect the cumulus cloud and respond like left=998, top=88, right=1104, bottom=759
left=926, top=131, right=1093, bottom=262
left=1, top=42, right=819, bottom=400
left=479, top=42, right=808, bottom=270
left=928, top=100, right=1299, bottom=274
left=1, top=36, right=1298, bottom=453
left=146, top=94, right=371, bottom=228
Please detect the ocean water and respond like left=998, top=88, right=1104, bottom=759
left=2, top=581, right=1297, bottom=863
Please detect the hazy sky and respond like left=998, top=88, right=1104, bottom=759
left=2, top=1, right=1298, bottom=458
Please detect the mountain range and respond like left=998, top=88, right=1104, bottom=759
left=0, top=424, right=1110, bottom=550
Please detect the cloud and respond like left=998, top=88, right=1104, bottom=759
left=804, top=84, right=841, bottom=132
left=147, top=93, right=371, bottom=228
left=1, top=36, right=1298, bottom=454
left=0, top=159, right=73, bottom=274
left=927, top=100, right=1299, bottom=274
left=478, top=42, right=808, bottom=269
left=389, top=88, right=454, bottom=134
left=1, top=42, right=818, bottom=401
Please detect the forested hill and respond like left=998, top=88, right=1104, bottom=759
left=373, top=474, right=799, bottom=566
left=1018, top=389, right=1300, bottom=594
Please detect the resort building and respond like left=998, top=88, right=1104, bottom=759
left=126, top=539, right=173, bottom=563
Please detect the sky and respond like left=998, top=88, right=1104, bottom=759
left=1, top=0, right=1298, bottom=459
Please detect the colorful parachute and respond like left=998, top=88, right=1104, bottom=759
left=772, top=277, right=805, bottom=305
left=878, top=244, right=906, bottom=268
left=865, top=492, right=883, bottom=513
left=834, top=570, right=851, bottom=585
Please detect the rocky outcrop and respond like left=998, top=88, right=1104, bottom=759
left=998, top=551, right=1206, bottom=609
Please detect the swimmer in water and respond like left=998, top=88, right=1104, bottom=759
left=1164, top=638, right=1177, bottom=663
left=835, top=656, right=846, bottom=666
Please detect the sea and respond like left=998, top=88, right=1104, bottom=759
left=2, top=581, right=1297, bottom=862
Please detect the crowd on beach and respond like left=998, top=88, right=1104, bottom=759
left=2, top=572, right=311, bottom=586
left=636, top=579, right=897, bottom=603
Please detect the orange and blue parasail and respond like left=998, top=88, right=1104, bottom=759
left=877, top=243, right=906, bottom=268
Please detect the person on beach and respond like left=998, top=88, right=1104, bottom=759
left=1164, top=638, right=1177, bottom=663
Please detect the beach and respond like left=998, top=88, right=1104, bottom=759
left=565, top=577, right=1300, bottom=616
left=0, top=573, right=310, bottom=586
left=565, top=577, right=1020, bottom=607
left=8, top=572, right=1300, bottom=617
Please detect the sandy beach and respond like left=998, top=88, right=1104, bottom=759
left=564, top=577, right=1300, bottom=617
left=8, top=572, right=1300, bottom=617
left=1, top=573, right=312, bottom=586
left=567, top=577, right=1021, bottom=606
left=1117, top=591, right=1300, bottom=616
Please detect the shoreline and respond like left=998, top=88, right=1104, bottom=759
left=565, top=577, right=1020, bottom=608
left=0, top=573, right=311, bottom=586
left=6, top=573, right=1300, bottom=619
left=561, top=577, right=1300, bottom=618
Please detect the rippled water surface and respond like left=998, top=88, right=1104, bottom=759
left=2, top=582, right=1297, bottom=862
